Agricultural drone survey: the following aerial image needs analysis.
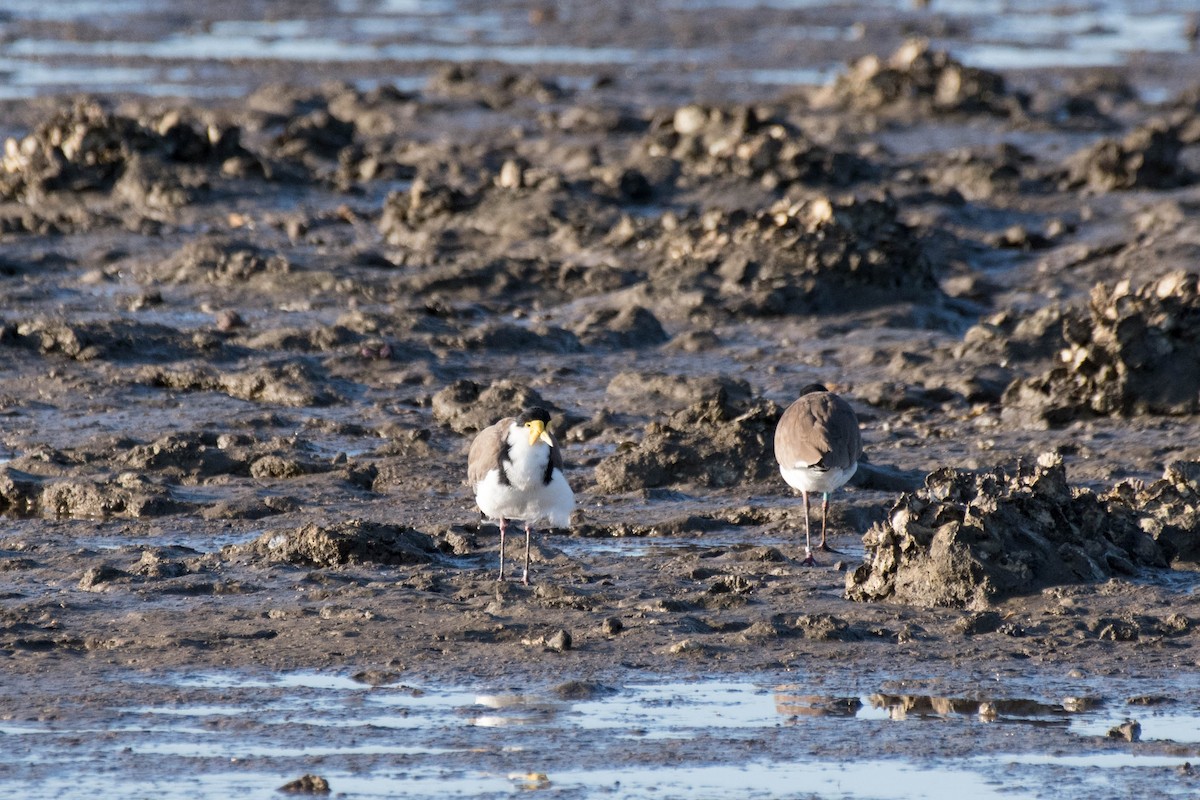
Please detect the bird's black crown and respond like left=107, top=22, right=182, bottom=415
left=516, top=407, right=552, bottom=425
left=798, top=383, right=829, bottom=396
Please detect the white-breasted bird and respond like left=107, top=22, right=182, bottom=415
left=467, top=407, right=574, bottom=584
left=773, top=383, right=862, bottom=566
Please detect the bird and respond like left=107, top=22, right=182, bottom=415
left=467, top=407, right=574, bottom=585
left=773, top=383, right=862, bottom=566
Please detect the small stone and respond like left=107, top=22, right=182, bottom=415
left=1107, top=720, right=1141, bottom=742
left=601, top=617, right=623, bottom=635
left=545, top=629, right=572, bottom=652
left=278, top=774, right=330, bottom=794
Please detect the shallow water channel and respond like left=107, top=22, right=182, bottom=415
left=4, top=669, right=1198, bottom=799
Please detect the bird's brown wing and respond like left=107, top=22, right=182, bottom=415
left=467, top=417, right=512, bottom=486
left=774, top=393, right=861, bottom=469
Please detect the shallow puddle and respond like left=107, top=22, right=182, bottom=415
left=3, top=671, right=1198, bottom=799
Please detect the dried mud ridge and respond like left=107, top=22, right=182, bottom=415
left=1, top=39, right=1200, bottom=682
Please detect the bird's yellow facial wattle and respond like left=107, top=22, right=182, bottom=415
left=526, top=419, right=553, bottom=447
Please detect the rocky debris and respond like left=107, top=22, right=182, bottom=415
left=141, top=361, right=341, bottom=407
left=652, top=194, right=940, bottom=317
left=1003, top=272, right=1200, bottom=424
left=593, top=389, right=781, bottom=492
left=570, top=305, right=669, bottom=349
left=0, top=99, right=248, bottom=201
left=239, top=520, right=438, bottom=568
left=431, top=379, right=556, bottom=434
left=1062, top=121, right=1191, bottom=192
left=818, top=39, right=1016, bottom=116
left=845, top=455, right=1166, bottom=609
left=1105, top=461, right=1200, bottom=565
left=643, top=103, right=874, bottom=190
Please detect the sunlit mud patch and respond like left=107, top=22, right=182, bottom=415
left=2, top=673, right=1198, bottom=799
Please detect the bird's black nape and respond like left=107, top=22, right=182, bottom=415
left=516, top=407, right=552, bottom=425
left=798, top=383, right=829, bottom=396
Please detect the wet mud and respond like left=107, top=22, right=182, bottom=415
left=3, top=2, right=1200, bottom=797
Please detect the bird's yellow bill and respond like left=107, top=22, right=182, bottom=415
left=527, top=419, right=553, bottom=447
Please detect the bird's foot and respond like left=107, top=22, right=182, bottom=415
left=816, top=543, right=841, bottom=554
left=521, top=572, right=530, bottom=586
left=800, top=551, right=817, bottom=567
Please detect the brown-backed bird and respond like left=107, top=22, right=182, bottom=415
left=773, top=384, right=862, bottom=566
left=467, top=407, right=574, bottom=584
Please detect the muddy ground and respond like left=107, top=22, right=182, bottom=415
left=3, top=2, right=1200, bottom=793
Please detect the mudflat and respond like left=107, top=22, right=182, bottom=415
left=2, top=2, right=1200, bottom=796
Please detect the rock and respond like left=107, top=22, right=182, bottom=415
left=818, top=38, right=1014, bottom=116
left=845, top=455, right=1167, bottom=609
left=545, top=629, right=572, bottom=652
left=1063, top=121, right=1190, bottom=192
left=600, top=617, right=624, bottom=635
left=1107, top=720, right=1141, bottom=742
left=1004, top=272, right=1200, bottom=424
left=1104, top=461, right=1200, bottom=564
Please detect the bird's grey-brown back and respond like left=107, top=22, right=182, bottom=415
left=467, top=416, right=513, bottom=486
left=774, top=390, right=862, bottom=470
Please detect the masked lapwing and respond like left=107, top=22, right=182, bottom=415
left=467, top=407, right=574, bottom=584
left=773, top=384, right=862, bottom=566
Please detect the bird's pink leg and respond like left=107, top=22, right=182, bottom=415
left=498, top=517, right=507, bottom=581
left=522, top=521, right=532, bottom=586
left=800, top=491, right=816, bottom=566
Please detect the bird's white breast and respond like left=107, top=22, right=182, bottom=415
left=473, top=424, right=574, bottom=527
left=780, top=462, right=857, bottom=495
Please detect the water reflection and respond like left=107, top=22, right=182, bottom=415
left=4, top=673, right=1199, bottom=799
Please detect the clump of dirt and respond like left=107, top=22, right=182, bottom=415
left=817, top=38, right=1016, bottom=116
left=642, top=103, right=875, bottom=190
left=922, top=143, right=1043, bottom=200
left=0, top=98, right=247, bottom=201
left=1105, top=461, right=1200, bottom=565
left=141, top=362, right=341, bottom=407
left=593, top=389, right=781, bottom=491
left=570, top=305, right=669, bottom=349
left=236, top=520, right=438, bottom=567
left=431, top=379, right=555, bottom=434
left=163, top=236, right=291, bottom=285
left=1062, top=121, right=1191, bottom=192
left=0, top=466, right=187, bottom=519
left=845, top=454, right=1165, bottom=609
left=652, top=193, right=939, bottom=316
left=8, top=317, right=205, bottom=363
left=1003, top=271, right=1200, bottom=424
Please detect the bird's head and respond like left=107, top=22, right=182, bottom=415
left=516, top=407, right=554, bottom=447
